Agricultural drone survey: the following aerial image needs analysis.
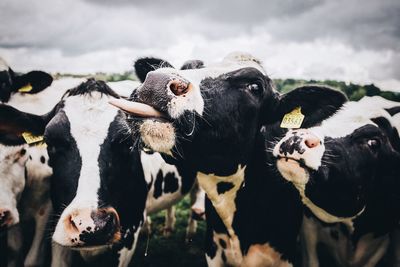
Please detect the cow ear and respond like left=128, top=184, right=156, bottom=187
left=12, top=71, right=53, bottom=94
left=0, top=104, right=56, bottom=145
left=180, top=60, right=205, bottom=70
left=134, top=57, right=174, bottom=83
left=265, top=85, right=347, bottom=128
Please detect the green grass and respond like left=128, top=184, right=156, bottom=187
left=131, top=196, right=207, bottom=267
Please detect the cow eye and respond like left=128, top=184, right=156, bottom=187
left=246, top=83, right=261, bottom=94
left=367, top=139, right=380, bottom=149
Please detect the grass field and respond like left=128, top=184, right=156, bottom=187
left=131, top=196, right=207, bottom=267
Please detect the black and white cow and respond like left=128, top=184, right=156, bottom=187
left=110, top=52, right=346, bottom=266
left=0, top=67, right=146, bottom=266
left=0, top=57, right=53, bottom=103
left=271, top=96, right=400, bottom=267
left=0, top=78, right=201, bottom=267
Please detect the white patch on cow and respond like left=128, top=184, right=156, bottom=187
left=52, top=92, right=118, bottom=246
left=0, top=57, right=9, bottom=71
left=309, top=96, right=400, bottom=139
left=25, top=146, right=53, bottom=186
left=197, top=165, right=246, bottom=237
left=0, top=144, right=28, bottom=226
left=140, top=151, right=184, bottom=214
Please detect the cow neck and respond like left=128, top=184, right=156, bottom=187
left=197, top=165, right=245, bottom=262
left=294, top=182, right=364, bottom=228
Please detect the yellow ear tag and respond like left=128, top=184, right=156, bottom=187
left=280, top=107, right=305, bottom=129
left=18, top=84, right=33, bottom=93
left=22, top=132, right=44, bottom=145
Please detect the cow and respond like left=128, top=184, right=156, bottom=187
left=0, top=67, right=141, bottom=266
left=109, top=52, right=347, bottom=266
left=0, top=144, right=28, bottom=230
left=0, top=57, right=53, bottom=103
left=0, top=78, right=203, bottom=267
left=271, top=96, right=400, bottom=267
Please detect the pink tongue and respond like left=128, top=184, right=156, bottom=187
left=109, top=98, right=164, bottom=118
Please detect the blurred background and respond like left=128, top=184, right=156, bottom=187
left=0, top=0, right=399, bottom=94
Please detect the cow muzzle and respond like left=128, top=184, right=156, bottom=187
left=273, top=129, right=324, bottom=184
left=53, top=207, right=121, bottom=248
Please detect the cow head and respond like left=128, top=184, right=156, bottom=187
left=0, top=79, right=147, bottom=250
left=111, top=53, right=346, bottom=177
left=111, top=52, right=280, bottom=175
left=0, top=57, right=53, bottom=103
left=272, top=96, right=400, bottom=222
left=0, top=144, right=28, bottom=230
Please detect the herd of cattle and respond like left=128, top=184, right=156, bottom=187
left=0, top=52, right=399, bottom=267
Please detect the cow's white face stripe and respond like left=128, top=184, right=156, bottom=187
left=52, top=92, right=118, bottom=245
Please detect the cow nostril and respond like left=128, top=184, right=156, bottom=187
left=67, top=215, right=79, bottom=232
left=0, top=210, right=12, bottom=226
left=169, top=79, right=190, bottom=96
left=305, top=137, right=321, bottom=149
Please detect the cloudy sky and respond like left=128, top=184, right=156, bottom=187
left=0, top=0, right=399, bottom=91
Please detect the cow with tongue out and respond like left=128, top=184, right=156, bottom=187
left=110, top=52, right=347, bottom=266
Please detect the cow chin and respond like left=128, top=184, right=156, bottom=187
left=139, top=120, right=176, bottom=154
left=276, top=158, right=309, bottom=185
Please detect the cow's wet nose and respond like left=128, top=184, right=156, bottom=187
left=64, top=207, right=120, bottom=246
left=279, top=129, right=321, bottom=155
left=168, top=79, right=191, bottom=96
left=305, top=134, right=321, bottom=148
left=0, top=209, right=13, bottom=228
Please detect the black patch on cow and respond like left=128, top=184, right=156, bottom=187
left=153, top=170, right=164, bottom=199
left=134, top=57, right=174, bottom=83
left=216, top=182, right=234, bottom=195
left=279, top=134, right=305, bottom=155
left=45, top=111, right=81, bottom=217
left=12, top=71, right=53, bottom=94
left=64, top=78, right=120, bottom=99
left=163, top=172, right=179, bottom=194
left=221, top=250, right=227, bottom=263
left=385, top=106, right=400, bottom=116
left=206, top=239, right=218, bottom=260
left=97, top=114, right=148, bottom=243
left=330, top=229, right=339, bottom=240
left=219, top=238, right=227, bottom=249
left=0, top=69, right=13, bottom=102
left=78, top=210, right=118, bottom=246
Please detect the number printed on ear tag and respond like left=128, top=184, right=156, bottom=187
left=280, top=107, right=305, bottom=129
left=22, top=132, right=44, bottom=145
left=18, top=84, right=33, bottom=93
